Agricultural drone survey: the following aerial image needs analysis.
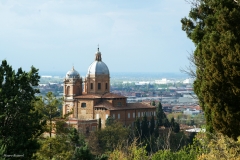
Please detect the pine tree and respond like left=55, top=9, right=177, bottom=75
left=0, top=60, right=44, bottom=159
left=181, top=0, right=240, bottom=140
left=34, top=92, right=60, bottom=137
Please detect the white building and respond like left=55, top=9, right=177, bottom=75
left=155, top=78, right=174, bottom=84
left=183, top=109, right=200, bottom=115
left=183, top=78, right=194, bottom=84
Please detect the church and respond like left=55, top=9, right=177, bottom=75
left=62, top=48, right=156, bottom=132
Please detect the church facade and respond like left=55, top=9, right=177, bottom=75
left=62, top=48, right=156, bottom=132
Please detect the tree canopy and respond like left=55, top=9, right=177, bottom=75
left=0, top=60, right=45, bottom=158
left=181, top=0, right=240, bottom=140
left=34, top=92, right=61, bottom=137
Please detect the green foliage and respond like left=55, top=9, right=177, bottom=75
left=156, top=102, right=163, bottom=126
left=35, top=136, right=73, bottom=160
left=68, top=128, right=80, bottom=147
left=151, top=148, right=197, bottom=160
left=34, top=92, right=61, bottom=137
left=141, top=114, right=149, bottom=138
left=156, top=102, right=169, bottom=127
left=181, top=0, right=240, bottom=139
left=0, top=142, right=6, bottom=160
left=149, top=115, right=155, bottom=135
left=197, top=133, right=240, bottom=160
left=89, top=121, right=129, bottom=154
left=151, top=101, right=156, bottom=106
left=72, top=144, right=94, bottom=160
left=134, top=118, right=141, bottom=138
left=55, top=119, right=69, bottom=135
left=170, top=117, right=180, bottom=133
left=108, top=140, right=148, bottom=160
left=0, top=60, right=44, bottom=159
left=106, top=116, right=115, bottom=126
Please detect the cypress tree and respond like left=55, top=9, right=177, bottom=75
left=141, top=114, right=149, bottom=138
left=150, top=115, right=155, bottom=135
left=134, top=117, right=141, bottom=138
left=156, top=102, right=164, bottom=126
left=98, top=118, right=101, bottom=130
left=151, top=101, right=156, bottom=106
left=181, top=0, right=240, bottom=140
left=156, top=102, right=169, bottom=127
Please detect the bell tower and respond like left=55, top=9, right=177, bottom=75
left=63, top=67, right=82, bottom=117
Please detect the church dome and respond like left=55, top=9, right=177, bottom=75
left=66, top=67, right=80, bottom=79
left=87, top=48, right=109, bottom=76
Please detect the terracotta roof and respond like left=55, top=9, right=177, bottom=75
left=94, top=101, right=156, bottom=111
left=74, top=92, right=126, bottom=99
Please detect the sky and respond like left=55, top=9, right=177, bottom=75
left=0, top=0, right=195, bottom=75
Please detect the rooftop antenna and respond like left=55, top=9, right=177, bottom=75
left=98, top=44, right=99, bottom=51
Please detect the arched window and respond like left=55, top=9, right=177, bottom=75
left=66, top=86, right=70, bottom=95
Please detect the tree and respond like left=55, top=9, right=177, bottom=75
left=0, top=60, right=45, bottom=159
left=156, top=102, right=164, bottom=126
left=89, top=121, right=129, bottom=154
left=134, top=117, right=141, bottom=138
left=35, top=136, right=73, bottom=160
left=151, top=101, right=156, bottom=106
left=156, top=102, right=169, bottom=127
left=170, top=117, right=180, bottom=133
left=106, top=116, right=115, bottom=126
left=0, top=142, right=6, bottom=160
left=55, top=119, right=69, bottom=135
left=141, top=114, right=149, bottom=138
left=34, top=92, right=60, bottom=137
left=98, top=118, right=101, bottom=130
left=150, top=115, right=155, bottom=135
left=181, top=0, right=240, bottom=140
left=72, top=144, right=93, bottom=160
left=68, top=128, right=80, bottom=147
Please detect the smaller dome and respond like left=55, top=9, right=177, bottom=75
left=66, top=67, right=80, bottom=79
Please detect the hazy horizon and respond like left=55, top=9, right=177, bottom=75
left=1, top=0, right=195, bottom=74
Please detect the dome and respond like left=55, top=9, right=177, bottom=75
left=87, top=48, right=109, bottom=76
left=87, top=61, right=109, bottom=75
left=66, top=67, right=80, bottom=79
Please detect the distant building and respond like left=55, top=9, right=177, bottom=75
left=155, top=78, right=174, bottom=84
left=63, top=48, right=156, bottom=132
left=183, top=109, right=200, bottom=115
left=183, top=78, right=194, bottom=84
